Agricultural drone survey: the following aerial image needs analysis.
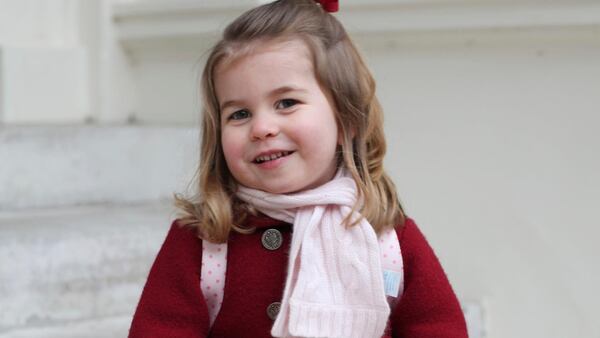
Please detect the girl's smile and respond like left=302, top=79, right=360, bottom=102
left=215, top=39, right=340, bottom=194
left=252, top=150, right=295, bottom=168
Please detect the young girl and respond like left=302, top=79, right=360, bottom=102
left=129, top=0, right=467, bottom=337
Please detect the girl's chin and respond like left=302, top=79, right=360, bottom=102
left=247, top=182, right=304, bottom=194
left=256, top=186, right=297, bottom=194
left=252, top=181, right=323, bottom=195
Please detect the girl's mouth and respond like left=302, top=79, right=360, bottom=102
left=253, top=151, right=294, bottom=164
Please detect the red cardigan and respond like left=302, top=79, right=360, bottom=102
left=129, top=215, right=467, bottom=337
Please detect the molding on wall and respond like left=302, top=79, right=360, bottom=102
left=113, top=0, right=600, bottom=44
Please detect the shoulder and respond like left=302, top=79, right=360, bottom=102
left=129, top=220, right=210, bottom=337
left=394, top=216, right=429, bottom=254
left=394, top=217, right=437, bottom=254
left=164, top=219, right=204, bottom=246
left=393, top=216, right=442, bottom=275
left=394, top=216, right=420, bottom=243
left=154, top=220, right=203, bottom=266
left=166, top=219, right=201, bottom=243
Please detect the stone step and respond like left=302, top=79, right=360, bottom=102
left=0, top=125, right=198, bottom=211
left=0, top=201, right=175, bottom=334
left=0, top=316, right=130, bottom=338
left=0, top=201, right=484, bottom=337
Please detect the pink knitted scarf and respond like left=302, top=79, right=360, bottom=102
left=236, top=171, right=390, bottom=338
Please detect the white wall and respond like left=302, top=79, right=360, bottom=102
left=363, top=29, right=600, bottom=338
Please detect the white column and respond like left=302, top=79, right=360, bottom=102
left=0, top=0, right=95, bottom=124
left=96, top=0, right=138, bottom=124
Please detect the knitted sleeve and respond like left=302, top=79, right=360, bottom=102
left=390, top=218, right=468, bottom=338
left=129, top=221, right=210, bottom=338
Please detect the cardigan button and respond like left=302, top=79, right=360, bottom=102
left=266, top=302, right=281, bottom=320
left=261, top=228, right=283, bottom=250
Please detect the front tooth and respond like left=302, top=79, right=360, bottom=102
left=256, top=152, right=287, bottom=163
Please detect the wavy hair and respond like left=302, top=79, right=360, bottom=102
left=175, top=0, right=404, bottom=242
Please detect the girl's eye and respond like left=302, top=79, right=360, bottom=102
left=276, top=99, right=298, bottom=110
left=228, top=110, right=250, bottom=121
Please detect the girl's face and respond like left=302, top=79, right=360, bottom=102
left=215, top=39, right=340, bottom=194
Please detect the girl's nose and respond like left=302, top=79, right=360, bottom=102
left=250, top=114, right=279, bottom=141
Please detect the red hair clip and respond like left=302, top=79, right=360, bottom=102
left=315, top=0, right=339, bottom=13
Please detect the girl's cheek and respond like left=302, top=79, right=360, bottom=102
left=220, top=134, right=233, bottom=161
left=221, top=132, right=243, bottom=161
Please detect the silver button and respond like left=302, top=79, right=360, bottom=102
left=266, top=302, right=281, bottom=320
left=261, top=228, right=283, bottom=250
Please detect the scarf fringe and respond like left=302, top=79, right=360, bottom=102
left=272, top=300, right=389, bottom=338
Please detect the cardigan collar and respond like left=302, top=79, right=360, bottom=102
left=244, top=213, right=290, bottom=229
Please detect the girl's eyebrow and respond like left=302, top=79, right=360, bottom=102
left=220, top=85, right=307, bottom=111
left=269, top=85, right=307, bottom=97
left=220, top=99, right=242, bottom=112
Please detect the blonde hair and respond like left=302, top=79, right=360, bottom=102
left=176, top=0, right=404, bottom=242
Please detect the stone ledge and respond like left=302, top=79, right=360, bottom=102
left=0, top=125, right=198, bottom=210
left=0, top=201, right=175, bottom=332
left=0, top=316, right=130, bottom=338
